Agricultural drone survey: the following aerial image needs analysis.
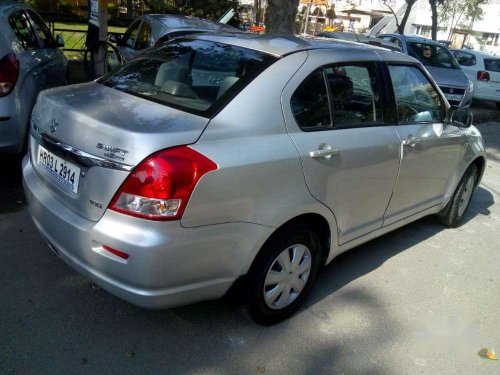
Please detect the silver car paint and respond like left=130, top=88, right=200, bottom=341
left=0, top=3, right=67, bottom=153
left=24, top=35, right=487, bottom=310
left=31, top=82, right=210, bottom=221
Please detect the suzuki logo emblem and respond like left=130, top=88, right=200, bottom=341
left=50, top=119, right=59, bottom=134
left=449, top=88, right=454, bottom=94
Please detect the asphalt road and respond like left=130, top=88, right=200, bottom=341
left=1, top=110, right=499, bottom=374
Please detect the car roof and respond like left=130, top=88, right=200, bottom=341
left=384, top=34, right=446, bottom=47
left=185, top=33, right=412, bottom=59
left=0, top=0, right=27, bottom=11
left=145, top=14, right=237, bottom=32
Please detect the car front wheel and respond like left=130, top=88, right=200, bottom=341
left=438, top=164, right=478, bottom=227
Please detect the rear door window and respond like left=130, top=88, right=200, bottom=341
left=122, top=20, right=141, bottom=48
left=26, top=9, right=54, bottom=48
left=291, top=69, right=331, bottom=130
left=388, top=65, right=445, bottom=124
left=135, top=21, right=152, bottom=50
left=99, top=40, right=277, bottom=116
left=8, top=10, right=39, bottom=50
left=325, top=64, right=382, bottom=128
left=484, top=58, right=500, bottom=72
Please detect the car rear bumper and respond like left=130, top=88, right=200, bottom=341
left=23, top=156, right=273, bottom=309
left=472, top=93, right=500, bottom=103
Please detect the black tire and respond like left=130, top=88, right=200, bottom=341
left=496, top=102, right=500, bottom=110
left=438, top=164, right=478, bottom=228
left=247, top=222, right=323, bottom=325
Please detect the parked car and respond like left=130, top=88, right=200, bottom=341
left=378, top=34, right=473, bottom=107
left=110, top=14, right=241, bottom=61
left=315, top=31, right=402, bottom=52
left=0, top=0, right=66, bottom=153
left=24, top=35, right=486, bottom=324
left=451, top=49, right=500, bottom=109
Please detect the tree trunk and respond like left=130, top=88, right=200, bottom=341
left=265, top=0, right=300, bottom=34
left=429, top=0, right=438, bottom=40
left=398, top=0, right=416, bottom=34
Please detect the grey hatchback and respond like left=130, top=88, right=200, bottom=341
left=24, top=34, right=486, bottom=324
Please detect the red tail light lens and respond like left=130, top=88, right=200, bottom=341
left=154, top=35, right=168, bottom=47
left=109, top=146, right=217, bottom=221
left=477, top=71, right=490, bottom=81
left=0, top=53, right=20, bottom=97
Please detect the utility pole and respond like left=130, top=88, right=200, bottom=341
left=302, top=1, right=312, bottom=35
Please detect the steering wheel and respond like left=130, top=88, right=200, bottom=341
left=83, top=40, right=125, bottom=80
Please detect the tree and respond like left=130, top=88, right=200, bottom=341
left=265, top=0, right=300, bottom=34
left=439, top=0, right=485, bottom=41
left=381, top=0, right=417, bottom=35
left=429, top=0, right=445, bottom=40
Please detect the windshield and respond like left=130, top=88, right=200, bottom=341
left=408, top=42, right=460, bottom=69
left=99, top=40, right=277, bottom=116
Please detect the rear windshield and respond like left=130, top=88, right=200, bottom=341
left=99, top=39, right=277, bottom=116
left=408, top=42, right=460, bottom=69
left=484, top=58, right=500, bottom=72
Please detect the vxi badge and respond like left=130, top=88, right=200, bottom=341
left=96, top=143, right=129, bottom=162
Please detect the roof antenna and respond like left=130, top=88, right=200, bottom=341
left=354, top=32, right=361, bottom=43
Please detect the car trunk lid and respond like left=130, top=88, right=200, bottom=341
left=30, top=82, right=209, bottom=222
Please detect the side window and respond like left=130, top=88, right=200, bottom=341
left=325, top=64, right=382, bottom=128
left=390, top=37, right=403, bottom=49
left=123, top=21, right=141, bottom=48
left=26, top=10, right=53, bottom=48
left=8, top=11, right=38, bottom=50
left=388, top=65, right=445, bottom=124
left=484, top=58, right=500, bottom=72
left=135, top=22, right=152, bottom=50
left=291, top=69, right=331, bottom=130
left=453, top=51, right=476, bottom=66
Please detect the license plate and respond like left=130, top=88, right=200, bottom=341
left=37, top=145, right=81, bottom=194
left=444, top=93, right=463, bottom=102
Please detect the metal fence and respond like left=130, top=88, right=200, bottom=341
left=48, top=21, right=125, bottom=58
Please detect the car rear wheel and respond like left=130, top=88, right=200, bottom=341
left=438, top=164, right=478, bottom=227
left=247, top=223, right=322, bottom=325
left=496, top=102, right=500, bottom=109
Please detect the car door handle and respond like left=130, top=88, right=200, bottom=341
left=401, top=137, right=420, bottom=147
left=309, top=147, right=339, bottom=159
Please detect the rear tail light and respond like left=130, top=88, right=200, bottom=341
left=154, top=36, right=168, bottom=47
left=109, top=146, right=217, bottom=221
left=0, top=53, right=20, bottom=97
left=477, top=71, right=490, bottom=81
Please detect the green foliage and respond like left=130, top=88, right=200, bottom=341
left=143, top=0, right=239, bottom=21
left=439, top=0, right=485, bottom=32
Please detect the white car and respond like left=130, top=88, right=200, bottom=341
left=452, top=49, right=500, bottom=108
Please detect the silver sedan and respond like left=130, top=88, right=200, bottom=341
left=23, top=34, right=486, bottom=324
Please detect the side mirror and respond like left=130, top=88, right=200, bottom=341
left=447, top=106, right=473, bottom=128
left=55, top=34, right=64, bottom=47
left=109, top=34, right=121, bottom=44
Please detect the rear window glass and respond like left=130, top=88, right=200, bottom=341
left=484, top=58, right=500, bottom=72
left=408, top=42, right=460, bottom=69
left=99, top=40, right=277, bottom=116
